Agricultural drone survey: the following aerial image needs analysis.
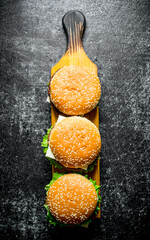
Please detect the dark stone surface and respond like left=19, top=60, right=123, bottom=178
left=0, top=0, right=150, bottom=239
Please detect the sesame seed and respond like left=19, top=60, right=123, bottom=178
left=49, top=116, right=101, bottom=169
left=49, top=65, right=101, bottom=115
left=46, top=174, right=98, bottom=225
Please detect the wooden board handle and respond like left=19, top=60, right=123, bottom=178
left=51, top=11, right=101, bottom=218
left=62, top=10, right=86, bottom=53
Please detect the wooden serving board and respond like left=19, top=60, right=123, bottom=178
left=50, top=11, right=100, bottom=218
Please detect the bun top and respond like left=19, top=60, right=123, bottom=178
left=49, top=116, right=101, bottom=169
left=49, top=65, right=101, bottom=115
left=46, top=174, right=98, bottom=225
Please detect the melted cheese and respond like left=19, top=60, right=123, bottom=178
left=46, top=96, right=50, bottom=103
left=45, top=115, right=66, bottom=159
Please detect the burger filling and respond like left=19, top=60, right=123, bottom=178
left=41, top=115, right=99, bottom=171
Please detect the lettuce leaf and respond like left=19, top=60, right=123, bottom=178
left=41, top=127, right=63, bottom=169
left=87, top=177, right=101, bottom=214
left=78, top=156, right=98, bottom=174
left=86, top=158, right=97, bottom=172
left=41, top=126, right=53, bottom=153
left=48, top=158, right=63, bottom=169
left=44, top=204, right=67, bottom=227
left=45, top=172, right=64, bottom=195
left=44, top=172, right=101, bottom=227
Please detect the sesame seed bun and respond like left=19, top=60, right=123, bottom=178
left=46, top=174, right=98, bottom=225
left=49, top=116, right=101, bottom=169
left=49, top=65, right=101, bottom=115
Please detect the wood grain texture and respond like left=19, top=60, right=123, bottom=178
left=51, top=11, right=101, bottom=218
left=1, top=1, right=150, bottom=239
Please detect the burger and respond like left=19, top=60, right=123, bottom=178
left=44, top=173, right=101, bottom=227
left=41, top=115, right=101, bottom=172
left=48, top=65, right=101, bottom=115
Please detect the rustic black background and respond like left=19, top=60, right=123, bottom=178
left=0, top=0, right=150, bottom=239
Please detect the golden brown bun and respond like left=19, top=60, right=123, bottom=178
left=49, top=65, right=101, bottom=115
left=46, top=174, right=98, bottom=225
left=49, top=116, right=101, bottom=169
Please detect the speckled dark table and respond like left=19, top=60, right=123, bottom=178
left=0, top=0, right=150, bottom=239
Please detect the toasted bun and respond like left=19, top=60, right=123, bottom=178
left=46, top=174, right=98, bottom=224
left=49, top=65, right=101, bottom=115
left=49, top=116, right=101, bottom=169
